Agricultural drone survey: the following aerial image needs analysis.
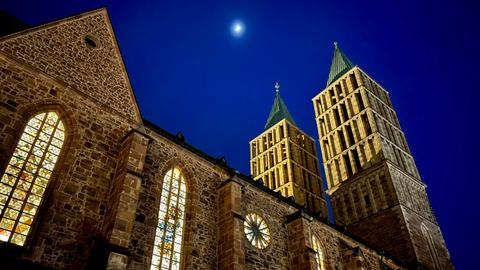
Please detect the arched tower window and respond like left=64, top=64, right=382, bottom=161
left=312, top=234, right=326, bottom=270
left=151, top=167, right=187, bottom=270
left=421, top=223, right=441, bottom=270
left=0, top=111, right=65, bottom=246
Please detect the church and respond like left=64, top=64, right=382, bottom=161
left=0, top=8, right=453, bottom=270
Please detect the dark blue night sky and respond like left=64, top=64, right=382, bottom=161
left=2, top=0, right=478, bottom=268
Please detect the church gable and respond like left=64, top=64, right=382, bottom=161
left=0, top=8, right=141, bottom=123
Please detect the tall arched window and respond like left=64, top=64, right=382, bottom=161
left=312, top=235, right=326, bottom=270
left=421, top=223, right=441, bottom=270
left=0, top=112, right=65, bottom=246
left=151, top=167, right=187, bottom=270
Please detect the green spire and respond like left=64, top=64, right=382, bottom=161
left=264, top=82, right=297, bottom=130
left=326, top=42, right=354, bottom=86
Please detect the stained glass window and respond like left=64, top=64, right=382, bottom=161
left=151, top=168, right=187, bottom=270
left=0, top=112, right=64, bottom=246
left=244, top=212, right=270, bottom=249
left=312, top=235, right=325, bottom=270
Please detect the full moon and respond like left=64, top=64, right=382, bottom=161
left=231, top=21, right=245, bottom=38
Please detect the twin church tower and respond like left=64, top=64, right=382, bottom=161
left=249, top=43, right=452, bottom=269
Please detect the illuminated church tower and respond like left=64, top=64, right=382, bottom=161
left=250, top=83, right=327, bottom=217
left=312, top=43, right=453, bottom=269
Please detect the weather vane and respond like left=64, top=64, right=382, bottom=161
left=275, top=82, right=280, bottom=94
left=334, top=41, right=338, bottom=48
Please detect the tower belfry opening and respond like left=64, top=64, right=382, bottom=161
left=250, top=83, right=327, bottom=217
left=312, top=42, right=453, bottom=269
left=0, top=7, right=454, bottom=268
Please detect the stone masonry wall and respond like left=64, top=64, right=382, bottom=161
left=0, top=8, right=141, bottom=122
left=347, top=205, right=415, bottom=265
left=217, top=178, right=245, bottom=270
left=389, top=164, right=434, bottom=222
left=242, top=184, right=296, bottom=270
left=0, top=9, right=416, bottom=269
left=240, top=179, right=405, bottom=270
left=286, top=214, right=316, bottom=270
left=126, top=129, right=229, bottom=269
left=104, top=131, right=149, bottom=249
left=0, top=50, right=408, bottom=269
left=329, top=161, right=398, bottom=227
left=308, top=217, right=405, bottom=270
left=0, top=52, right=132, bottom=269
left=403, top=206, right=453, bottom=269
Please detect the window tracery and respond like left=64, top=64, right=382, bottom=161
left=312, top=234, right=326, bottom=270
left=151, top=167, right=187, bottom=270
left=244, top=212, right=270, bottom=249
left=0, top=112, right=65, bottom=246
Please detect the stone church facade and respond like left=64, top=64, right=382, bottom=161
left=0, top=8, right=452, bottom=270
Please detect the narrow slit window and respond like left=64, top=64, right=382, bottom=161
left=340, top=103, right=349, bottom=122
left=337, top=130, right=347, bottom=151
left=0, top=111, right=65, bottom=246
left=335, top=84, right=343, bottom=97
left=333, top=108, right=341, bottom=127
left=329, top=89, right=336, bottom=105
left=323, top=140, right=330, bottom=160
left=346, top=125, right=355, bottom=146
left=252, top=161, right=257, bottom=177
left=282, top=164, right=288, bottom=184
left=151, top=168, right=187, bottom=270
left=355, top=92, right=365, bottom=111
left=319, top=118, right=326, bottom=137
left=344, top=153, right=353, bottom=177
left=361, top=114, right=372, bottom=136
left=364, top=195, right=371, bottom=207
left=349, top=73, right=358, bottom=89
left=352, top=148, right=361, bottom=172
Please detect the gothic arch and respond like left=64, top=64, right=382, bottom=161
left=0, top=105, right=76, bottom=247
left=421, top=223, right=441, bottom=269
left=150, top=157, right=198, bottom=270
left=310, top=232, right=327, bottom=270
left=14, top=103, right=79, bottom=227
left=1, top=101, right=77, bottom=169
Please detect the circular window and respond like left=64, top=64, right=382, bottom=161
left=84, top=36, right=98, bottom=48
left=244, top=213, right=270, bottom=249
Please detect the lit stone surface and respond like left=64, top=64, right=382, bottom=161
left=0, top=8, right=447, bottom=270
left=0, top=9, right=141, bottom=123
left=0, top=111, right=64, bottom=246
left=312, top=47, right=453, bottom=268
left=250, top=119, right=327, bottom=217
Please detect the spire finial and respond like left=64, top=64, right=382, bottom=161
left=326, top=41, right=354, bottom=86
left=275, top=82, right=280, bottom=94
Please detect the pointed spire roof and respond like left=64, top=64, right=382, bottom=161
left=326, top=42, right=354, bottom=86
left=264, top=82, right=297, bottom=130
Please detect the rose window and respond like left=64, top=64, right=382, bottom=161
left=244, top=212, right=270, bottom=249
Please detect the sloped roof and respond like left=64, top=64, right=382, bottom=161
left=264, top=92, right=296, bottom=130
left=326, top=42, right=354, bottom=86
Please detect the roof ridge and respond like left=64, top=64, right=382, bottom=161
left=0, top=7, right=107, bottom=42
